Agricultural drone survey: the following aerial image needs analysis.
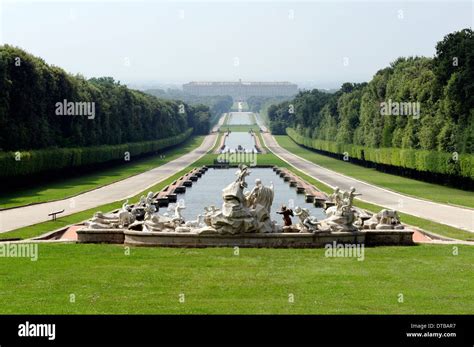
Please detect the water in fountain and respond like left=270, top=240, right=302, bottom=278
left=172, top=168, right=327, bottom=222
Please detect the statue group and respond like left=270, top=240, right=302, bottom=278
left=208, top=164, right=275, bottom=234
left=84, top=165, right=404, bottom=234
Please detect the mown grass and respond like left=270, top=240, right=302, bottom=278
left=0, top=243, right=472, bottom=314
left=0, top=136, right=205, bottom=210
left=283, top=160, right=473, bottom=241
left=219, top=125, right=261, bottom=132
left=0, top=167, right=192, bottom=240
left=193, top=152, right=288, bottom=168
left=209, top=132, right=223, bottom=153
left=275, top=135, right=474, bottom=209
left=1, top=126, right=472, bottom=315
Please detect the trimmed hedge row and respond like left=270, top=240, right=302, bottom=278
left=0, top=128, right=193, bottom=179
left=287, top=128, right=474, bottom=179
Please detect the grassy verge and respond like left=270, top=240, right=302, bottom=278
left=209, top=133, right=223, bottom=153
left=222, top=113, right=229, bottom=126
left=288, top=168, right=474, bottom=240
left=260, top=135, right=473, bottom=241
left=255, top=131, right=267, bottom=150
left=0, top=136, right=205, bottom=210
left=275, top=135, right=474, bottom=209
left=0, top=167, right=192, bottom=240
left=219, top=125, right=260, bottom=132
left=0, top=243, right=472, bottom=314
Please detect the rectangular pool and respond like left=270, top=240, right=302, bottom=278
left=227, top=112, right=254, bottom=125
left=171, top=168, right=326, bottom=223
left=222, top=132, right=256, bottom=153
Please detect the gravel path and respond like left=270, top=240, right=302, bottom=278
left=0, top=134, right=217, bottom=233
left=262, top=133, right=474, bottom=233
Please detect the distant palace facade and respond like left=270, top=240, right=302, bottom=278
left=183, top=80, right=298, bottom=100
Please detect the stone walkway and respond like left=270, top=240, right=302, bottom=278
left=255, top=113, right=269, bottom=132
left=213, top=132, right=227, bottom=154
left=211, top=113, right=226, bottom=132
left=0, top=133, right=217, bottom=233
left=262, top=133, right=474, bottom=233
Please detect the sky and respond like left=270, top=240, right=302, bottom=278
left=0, top=0, right=472, bottom=89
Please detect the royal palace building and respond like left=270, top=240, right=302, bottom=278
left=183, top=80, right=298, bottom=100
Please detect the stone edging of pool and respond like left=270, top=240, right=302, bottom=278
left=76, top=228, right=414, bottom=248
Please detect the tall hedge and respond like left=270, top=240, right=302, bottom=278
left=0, top=46, right=210, bottom=151
left=0, top=128, right=192, bottom=179
left=268, top=29, right=474, bottom=176
left=287, top=128, right=474, bottom=179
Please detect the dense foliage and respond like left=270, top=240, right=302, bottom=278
left=247, top=96, right=292, bottom=113
left=0, top=46, right=212, bottom=179
left=287, top=128, right=474, bottom=180
left=0, top=129, right=192, bottom=179
left=144, top=89, right=233, bottom=128
left=269, top=29, right=474, bottom=179
left=269, top=29, right=473, bottom=153
left=0, top=46, right=211, bottom=152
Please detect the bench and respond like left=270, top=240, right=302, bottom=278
left=48, top=209, right=65, bottom=221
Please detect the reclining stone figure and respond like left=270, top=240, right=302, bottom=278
left=364, top=209, right=404, bottom=230
left=85, top=199, right=136, bottom=229
left=318, top=187, right=360, bottom=232
left=293, top=206, right=323, bottom=233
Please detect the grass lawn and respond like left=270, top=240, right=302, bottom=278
left=0, top=167, right=193, bottom=241
left=221, top=113, right=229, bottom=126
left=219, top=125, right=260, bottom=132
left=0, top=243, right=472, bottom=314
left=193, top=152, right=288, bottom=168
left=267, top=135, right=473, bottom=241
left=0, top=136, right=205, bottom=210
left=275, top=135, right=474, bottom=209
left=209, top=132, right=223, bottom=153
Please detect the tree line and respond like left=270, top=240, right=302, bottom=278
left=0, top=46, right=213, bottom=181
left=246, top=96, right=292, bottom=113
left=268, top=29, right=474, bottom=181
left=144, top=88, right=233, bottom=130
left=0, top=45, right=212, bottom=152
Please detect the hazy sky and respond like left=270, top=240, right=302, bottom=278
left=1, top=0, right=472, bottom=88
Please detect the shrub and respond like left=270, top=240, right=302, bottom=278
left=0, top=129, right=192, bottom=179
left=287, top=128, right=474, bottom=179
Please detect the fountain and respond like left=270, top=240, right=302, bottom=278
left=220, top=132, right=258, bottom=153
left=77, top=165, right=414, bottom=247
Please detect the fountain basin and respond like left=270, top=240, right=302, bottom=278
left=123, top=229, right=414, bottom=248
left=77, top=228, right=125, bottom=244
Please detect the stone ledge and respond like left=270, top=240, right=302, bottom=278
left=364, top=230, right=415, bottom=246
left=77, top=228, right=414, bottom=248
left=125, top=230, right=364, bottom=248
left=77, top=228, right=125, bottom=244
